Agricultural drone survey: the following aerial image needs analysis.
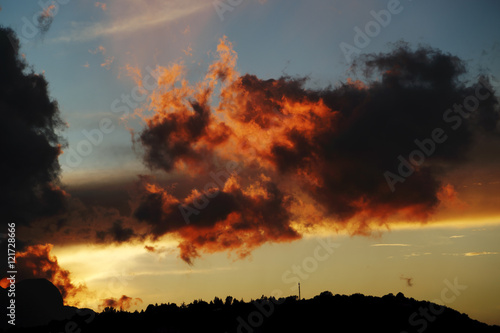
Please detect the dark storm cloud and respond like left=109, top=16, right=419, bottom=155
left=267, top=45, right=494, bottom=221
left=134, top=177, right=299, bottom=264
left=237, top=44, right=498, bottom=224
left=96, top=220, right=136, bottom=244
left=139, top=99, right=231, bottom=173
left=0, top=27, right=67, bottom=226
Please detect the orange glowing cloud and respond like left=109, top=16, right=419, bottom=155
left=0, top=277, right=9, bottom=288
left=101, top=56, right=115, bottom=70
left=126, top=38, right=499, bottom=264
left=438, top=184, right=468, bottom=209
left=15, top=244, right=87, bottom=305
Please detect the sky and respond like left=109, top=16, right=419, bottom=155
left=1, top=0, right=500, bottom=327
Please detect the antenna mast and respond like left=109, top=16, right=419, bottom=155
left=298, top=282, right=301, bottom=300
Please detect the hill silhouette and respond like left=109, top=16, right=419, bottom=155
left=0, top=279, right=88, bottom=330
left=2, top=279, right=500, bottom=333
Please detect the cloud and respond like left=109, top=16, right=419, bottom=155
left=449, top=235, right=465, bottom=239
left=437, top=184, right=468, bottom=209
left=99, top=295, right=142, bottom=311
left=52, top=1, right=210, bottom=43
left=134, top=175, right=300, bottom=264
left=371, top=244, right=411, bottom=247
left=442, top=251, right=498, bottom=257
left=101, top=56, right=115, bottom=69
left=95, top=2, right=107, bottom=11
left=37, top=4, right=56, bottom=35
left=96, top=220, right=136, bottom=244
left=8, top=179, right=140, bottom=252
left=88, top=45, right=114, bottom=70
left=125, top=37, right=499, bottom=264
left=403, top=252, right=431, bottom=259
left=145, top=245, right=156, bottom=252
left=130, top=266, right=236, bottom=277
left=6, top=244, right=87, bottom=305
left=0, top=27, right=67, bottom=227
left=400, top=275, right=414, bottom=287
left=464, top=251, right=498, bottom=257
left=183, top=45, right=193, bottom=57
left=89, top=45, right=106, bottom=55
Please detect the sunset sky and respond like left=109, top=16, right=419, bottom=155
left=1, top=0, right=500, bottom=327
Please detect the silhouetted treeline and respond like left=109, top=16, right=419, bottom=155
left=5, top=290, right=500, bottom=333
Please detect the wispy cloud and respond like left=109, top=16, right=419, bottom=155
left=442, top=251, right=499, bottom=257
left=130, top=267, right=237, bottom=277
left=89, top=45, right=106, bottom=55
left=52, top=1, right=209, bottom=43
left=38, top=4, right=57, bottom=34
left=95, top=2, right=107, bottom=11
left=450, top=235, right=465, bottom=239
left=400, top=275, right=414, bottom=287
left=101, top=56, right=115, bottom=70
left=371, top=244, right=411, bottom=247
left=404, top=252, right=431, bottom=259
left=464, top=251, right=498, bottom=257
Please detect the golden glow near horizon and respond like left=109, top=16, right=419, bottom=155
left=49, top=222, right=500, bottom=325
left=51, top=169, right=500, bottom=322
